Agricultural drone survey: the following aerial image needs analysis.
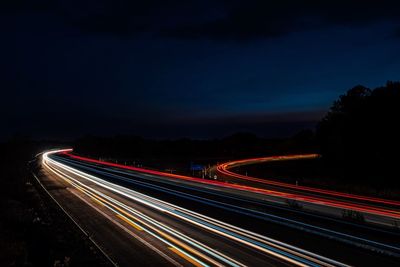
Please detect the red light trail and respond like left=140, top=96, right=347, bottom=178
left=59, top=150, right=400, bottom=219
left=216, top=155, right=400, bottom=207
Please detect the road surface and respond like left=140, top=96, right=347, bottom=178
left=35, top=149, right=400, bottom=266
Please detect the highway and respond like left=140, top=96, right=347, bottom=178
left=62, top=151, right=400, bottom=223
left=216, top=154, right=400, bottom=206
left=212, top=155, right=400, bottom=225
left=36, top=149, right=400, bottom=266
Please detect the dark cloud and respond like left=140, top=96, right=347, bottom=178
left=2, top=0, right=224, bottom=36
left=167, top=0, right=400, bottom=40
left=2, top=1, right=400, bottom=140
left=3, top=0, right=400, bottom=40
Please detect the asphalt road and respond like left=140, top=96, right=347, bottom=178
left=36, top=150, right=400, bottom=266
left=216, top=155, right=400, bottom=212
left=208, top=156, right=400, bottom=228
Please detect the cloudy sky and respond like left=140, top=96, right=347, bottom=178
left=2, top=1, right=400, bottom=139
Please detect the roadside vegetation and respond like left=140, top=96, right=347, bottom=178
left=317, top=81, right=400, bottom=190
left=341, top=210, right=365, bottom=223
left=285, top=199, right=303, bottom=210
left=73, top=81, right=400, bottom=198
left=2, top=81, right=399, bottom=265
left=232, top=82, right=400, bottom=198
left=73, top=131, right=316, bottom=177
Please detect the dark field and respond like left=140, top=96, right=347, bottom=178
left=232, top=158, right=400, bottom=200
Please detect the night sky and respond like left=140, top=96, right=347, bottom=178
left=2, top=1, right=400, bottom=140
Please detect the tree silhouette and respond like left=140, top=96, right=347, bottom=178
left=317, top=81, right=400, bottom=186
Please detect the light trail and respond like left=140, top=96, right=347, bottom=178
left=43, top=149, right=349, bottom=267
left=216, top=155, right=400, bottom=207
left=60, top=150, right=400, bottom=219
left=43, top=152, right=237, bottom=267
left=49, top=155, right=400, bottom=256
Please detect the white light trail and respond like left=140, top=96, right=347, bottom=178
left=42, top=149, right=350, bottom=267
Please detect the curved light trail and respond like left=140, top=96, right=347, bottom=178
left=216, top=155, right=400, bottom=207
left=49, top=154, right=400, bottom=257
left=43, top=149, right=349, bottom=267
left=59, top=150, right=400, bottom=219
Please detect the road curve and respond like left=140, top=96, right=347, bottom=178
left=216, top=154, right=400, bottom=207
left=34, top=149, right=400, bottom=266
left=61, top=151, right=400, bottom=221
left=40, top=149, right=359, bottom=267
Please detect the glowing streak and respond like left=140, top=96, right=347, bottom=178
left=43, top=149, right=349, bottom=267
left=43, top=151, right=242, bottom=267
left=169, top=247, right=204, bottom=267
left=52, top=157, right=400, bottom=255
left=217, top=155, right=400, bottom=207
left=60, top=150, right=400, bottom=219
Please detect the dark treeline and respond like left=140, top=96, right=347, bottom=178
left=0, top=138, right=39, bottom=201
left=317, top=81, right=400, bottom=187
left=1, top=81, right=399, bottom=265
left=73, top=81, right=400, bottom=189
left=73, top=131, right=316, bottom=161
left=0, top=137, right=67, bottom=202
